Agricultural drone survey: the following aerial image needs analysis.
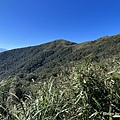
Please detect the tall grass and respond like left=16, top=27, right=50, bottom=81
left=0, top=57, right=120, bottom=120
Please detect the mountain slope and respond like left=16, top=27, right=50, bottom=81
left=0, top=34, right=120, bottom=80
left=0, top=40, right=77, bottom=80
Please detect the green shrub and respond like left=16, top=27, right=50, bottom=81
left=0, top=57, right=120, bottom=120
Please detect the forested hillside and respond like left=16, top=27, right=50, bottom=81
left=0, top=34, right=120, bottom=119
left=0, top=34, right=120, bottom=81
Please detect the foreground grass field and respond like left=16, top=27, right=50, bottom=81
left=0, top=57, right=120, bottom=120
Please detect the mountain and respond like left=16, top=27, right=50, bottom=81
left=0, top=35, right=120, bottom=119
left=0, top=48, right=7, bottom=52
left=0, top=34, right=120, bottom=81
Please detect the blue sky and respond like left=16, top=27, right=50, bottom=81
left=0, top=0, right=120, bottom=49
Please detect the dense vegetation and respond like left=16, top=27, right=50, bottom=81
left=0, top=56, right=120, bottom=119
left=0, top=34, right=120, bottom=119
left=0, top=34, right=120, bottom=80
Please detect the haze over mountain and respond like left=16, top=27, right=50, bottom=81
left=0, top=48, right=7, bottom=52
left=0, top=34, right=120, bottom=81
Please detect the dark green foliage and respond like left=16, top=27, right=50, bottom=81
left=0, top=34, right=120, bottom=119
left=75, top=58, right=120, bottom=119
left=0, top=40, right=77, bottom=80
left=0, top=35, right=120, bottom=81
left=0, top=57, right=120, bottom=120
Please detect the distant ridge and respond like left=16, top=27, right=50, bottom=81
left=0, top=48, right=7, bottom=52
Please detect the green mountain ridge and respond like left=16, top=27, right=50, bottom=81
left=0, top=35, right=120, bottom=120
left=0, top=34, right=120, bottom=81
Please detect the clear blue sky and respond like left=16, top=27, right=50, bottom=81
left=0, top=0, right=120, bottom=50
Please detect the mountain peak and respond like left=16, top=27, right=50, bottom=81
left=48, top=39, right=77, bottom=46
left=0, top=34, right=120, bottom=80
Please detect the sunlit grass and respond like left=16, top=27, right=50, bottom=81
left=0, top=57, right=120, bottom=120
